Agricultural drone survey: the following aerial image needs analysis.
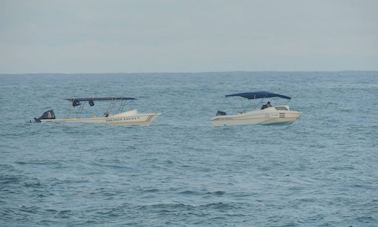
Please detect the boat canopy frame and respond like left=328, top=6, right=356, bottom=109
left=66, top=97, right=136, bottom=104
left=66, top=97, right=136, bottom=116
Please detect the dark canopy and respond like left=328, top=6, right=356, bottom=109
left=66, top=97, right=136, bottom=107
left=225, top=91, right=291, bottom=100
left=66, top=97, right=136, bottom=102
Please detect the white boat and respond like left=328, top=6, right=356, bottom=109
left=34, top=97, right=160, bottom=126
left=211, top=91, right=301, bottom=127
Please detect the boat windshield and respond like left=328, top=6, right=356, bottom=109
left=275, top=106, right=289, bottom=111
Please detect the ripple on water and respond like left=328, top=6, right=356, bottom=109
left=1, top=72, right=378, bottom=226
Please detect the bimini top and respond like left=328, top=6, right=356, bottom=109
left=226, top=91, right=291, bottom=100
left=66, top=97, right=136, bottom=102
left=66, top=97, right=136, bottom=107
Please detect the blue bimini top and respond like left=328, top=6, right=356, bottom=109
left=225, top=91, right=291, bottom=100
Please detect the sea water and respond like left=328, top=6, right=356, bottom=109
left=0, top=72, right=377, bottom=226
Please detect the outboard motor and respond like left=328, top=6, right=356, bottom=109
left=34, top=109, right=56, bottom=123
left=216, top=110, right=227, bottom=116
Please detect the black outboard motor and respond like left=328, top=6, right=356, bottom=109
left=216, top=110, right=227, bottom=116
left=34, top=109, right=56, bottom=123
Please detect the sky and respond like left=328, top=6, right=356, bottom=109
left=0, top=0, right=377, bottom=73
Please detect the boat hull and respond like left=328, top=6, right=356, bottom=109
left=41, top=110, right=160, bottom=126
left=211, top=109, right=301, bottom=127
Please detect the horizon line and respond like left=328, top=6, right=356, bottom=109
left=1, top=70, right=378, bottom=75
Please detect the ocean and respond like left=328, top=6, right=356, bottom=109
left=1, top=72, right=377, bottom=226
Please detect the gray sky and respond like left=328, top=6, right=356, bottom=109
left=1, top=0, right=377, bottom=73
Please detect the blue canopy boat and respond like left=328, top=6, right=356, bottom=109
left=212, top=91, right=301, bottom=127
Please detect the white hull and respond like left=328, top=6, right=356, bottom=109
left=211, top=106, right=300, bottom=127
left=41, top=110, right=160, bottom=126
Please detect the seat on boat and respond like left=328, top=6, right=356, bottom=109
left=216, top=110, right=227, bottom=116
left=261, top=101, right=272, bottom=110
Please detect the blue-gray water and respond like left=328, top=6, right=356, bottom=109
left=1, top=72, right=377, bottom=226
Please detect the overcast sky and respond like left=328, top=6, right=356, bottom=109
left=0, top=0, right=377, bottom=73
